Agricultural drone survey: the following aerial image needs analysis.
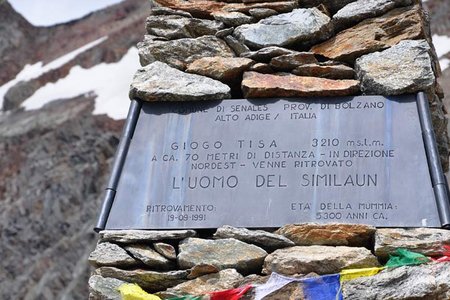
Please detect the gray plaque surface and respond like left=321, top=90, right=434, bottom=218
left=106, top=95, right=441, bottom=229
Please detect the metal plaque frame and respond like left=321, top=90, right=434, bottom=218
left=95, top=92, right=450, bottom=232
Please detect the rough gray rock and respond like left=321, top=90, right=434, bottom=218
left=292, top=63, right=355, bottom=79
left=212, top=11, right=254, bottom=27
left=249, top=62, right=274, bottom=73
left=342, top=263, right=450, bottom=300
left=248, top=8, right=278, bottom=19
left=178, top=238, right=268, bottom=274
left=224, top=35, right=251, bottom=56
left=146, top=15, right=224, bottom=39
left=215, top=27, right=234, bottom=38
left=124, top=245, right=174, bottom=270
left=233, top=8, right=333, bottom=49
left=333, top=0, right=412, bottom=30
left=153, top=242, right=177, bottom=260
left=269, top=52, right=318, bottom=70
left=213, top=225, right=295, bottom=250
left=275, top=223, right=375, bottom=247
left=241, top=46, right=296, bottom=62
left=94, top=267, right=188, bottom=292
left=137, top=35, right=235, bottom=69
left=99, top=229, right=197, bottom=243
left=355, top=40, right=435, bottom=95
left=89, top=242, right=139, bottom=268
left=88, top=275, right=125, bottom=300
left=375, top=228, right=450, bottom=258
left=263, top=246, right=380, bottom=275
left=167, top=269, right=244, bottom=295
left=301, top=0, right=357, bottom=13
left=0, top=95, right=123, bottom=300
left=150, top=7, right=193, bottom=18
left=129, top=61, right=231, bottom=102
left=187, top=264, right=220, bottom=279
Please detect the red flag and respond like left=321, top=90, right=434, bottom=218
left=209, top=285, right=252, bottom=300
left=431, top=245, right=450, bottom=262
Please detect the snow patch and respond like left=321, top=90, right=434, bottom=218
left=22, top=47, right=140, bottom=120
left=0, top=36, right=108, bottom=107
left=440, top=58, right=450, bottom=72
left=433, top=34, right=450, bottom=58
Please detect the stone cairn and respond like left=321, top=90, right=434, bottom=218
left=89, top=225, right=450, bottom=299
left=89, top=0, right=450, bottom=299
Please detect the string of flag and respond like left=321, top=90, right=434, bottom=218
left=117, top=248, right=448, bottom=300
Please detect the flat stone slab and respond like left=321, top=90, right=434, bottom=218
left=213, top=225, right=295, bottom=250
left=146, top=15, right=224, bottom=39
left=137, top=35, right=235, bottom=69
left=124, top=245, right=174, bottom=270
left=275, top=223, right=376, bottom=247
left=129, top=61, right=231, bottom=102
left=240, top=46, right=296, bottom=62
left=234, top=8, right=332, bottom=49
left=178, top=237, right=268, bottom=274
left=375, top=228, right=450, bottom=258
left=88, top=275, right=125, bottom=300
left=186, top=57, right=254, bottom=82
left=333, top=0, right=413, bottom=30
left=263, top=245, right=380, bottom=275
left=88, top=242, right=139, bottom=268
left=292, top=63, right=355, bottom=79
left=269, top=52, right=318, bottom=71
left=212, top=11, right=254, bottom=27
left=94, top=267, right=188, bottom=292
left=99, top=229, right=197, bottom=243
left=241, top=71, right=359, bottom=97
left=342, top=263, right=450, bottom=300
left=355, top=39, right=435, bottom=95
left=167, top=269, right=244, bottom=295
left=311, top=5, right=424, bottom=63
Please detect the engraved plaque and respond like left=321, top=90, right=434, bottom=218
left=104, top=95, right=442, bottom=229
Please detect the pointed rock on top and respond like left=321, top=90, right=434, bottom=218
left=233, top=8, right=333, bottom=49
left=355, top=39, right=435, bottom=95
left=129, top=61, right=231, bottom=102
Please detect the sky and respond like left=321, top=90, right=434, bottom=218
left=8, top=0, right=124, bottom=26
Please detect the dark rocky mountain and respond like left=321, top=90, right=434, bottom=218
left=0, top=0, right=449, bottom=299
left=0, top=0, right=149, bottom=298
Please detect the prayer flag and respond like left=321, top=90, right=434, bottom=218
left=302, top=274, right=343, bottom=300
left=340, top=267, right=385, bottom=282
left=118, top=284, right=161, bottom=300
left=209, top=285, right=252, bottom=300
left=385, top=248, right=430, bottom=268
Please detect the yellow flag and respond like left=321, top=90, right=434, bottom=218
left=340, top=267, right=385, bottom=282
left=118, top=283, right=161, bottom=300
